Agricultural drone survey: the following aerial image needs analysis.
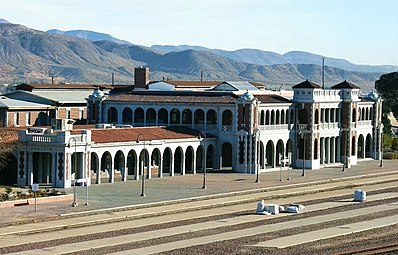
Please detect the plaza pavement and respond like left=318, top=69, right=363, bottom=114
left=0, top=159, right=396, bottom=225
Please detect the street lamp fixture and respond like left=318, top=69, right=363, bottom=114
left=199, top=131, right=207, bottom=189
left=68, top=136, right=78, bottom=207
left=136, top=133, right=146, bottom=197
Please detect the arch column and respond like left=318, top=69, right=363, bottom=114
left=331, top=137, right=335, bottom=163
left=158, top=154, right=163, bottom=178
left=320, top=138, right=325, bottom=164
left=181, top=152, right=186, bottom=175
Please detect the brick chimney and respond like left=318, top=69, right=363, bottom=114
left=134, top=67, right=149, bottom=89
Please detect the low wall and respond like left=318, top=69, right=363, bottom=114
left=0, top=194, right=74, bottom=208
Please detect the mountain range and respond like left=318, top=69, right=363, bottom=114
left=0, top=19, right=395, bottom=90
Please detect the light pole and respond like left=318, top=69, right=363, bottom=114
left=68, top=136, right=78, bottom=207
left=379, top=123, right=383, bottom=167
left=253, top=128, right=260, bottom=183
left=199, top=131, right=207, bottom=189
left=136, top=133, right=146, bottom=197
left=279, top=153, right=283, bottom=181
left=302, top=131, right=306, bottom=177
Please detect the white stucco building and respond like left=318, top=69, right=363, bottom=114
left=16, top=79, right=383, bottom=188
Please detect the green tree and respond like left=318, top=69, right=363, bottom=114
left=375, top=72, right=398, bottom=118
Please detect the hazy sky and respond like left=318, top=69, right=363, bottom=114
left=2, top=0, right=397, bottom=65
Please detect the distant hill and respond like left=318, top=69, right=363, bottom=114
left=151, top=45, right=398, bottom=73
left=47, top=29, right=133, bottom=45
left=0, top=21, right=387, bottom=90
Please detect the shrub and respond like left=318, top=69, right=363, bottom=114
left=383, top=152, right=398, bottom=159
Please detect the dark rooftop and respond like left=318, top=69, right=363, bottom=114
left=292, top=80, right=321, bottom=89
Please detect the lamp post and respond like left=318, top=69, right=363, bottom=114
left=199, top=131, right=207, bottom=189
left=297, top=127, right=306, bottom=177
left=68, top=136, right=78, bottom=207
left=253, top=128, right=260, bottom=183
left=136, top=133, right=146, bottom=197
left=379, top=123, right=384, bottom=167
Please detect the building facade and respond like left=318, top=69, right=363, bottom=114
left=16, top=80, right=383, bottom=188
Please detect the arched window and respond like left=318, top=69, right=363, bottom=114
left=170, top=108, right=180, bottom=125
left=260, top=110, right=265, bottom=125
left=265, top=110, right=270, bottom=125
left=122, top=108, right=132, bottom=123
left=222, top=110, right=233, bottom=126
left=108, top=107, right=118, bottom=123
left=314, top=109, right=319, bottom=124
left=314, top=139, right=318, bottom=159
left=134, top=108, right=144, bottom=125
left=352, top=108, right=356, bottom=123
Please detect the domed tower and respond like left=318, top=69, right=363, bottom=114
left=86, top=88, right=106, bottom=124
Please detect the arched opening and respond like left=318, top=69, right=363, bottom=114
left=138, top=149, right=150, bottom=178
left=314, top=139, right=318, bottom=159
left=194, top=109, right=205, bottom=125
left=276, top=140, right=284, bottom=166
left=100, top=151, right=112, bottom=182
left=146, top=108, right=156, bottom=125
left=185, top=146, right=194, bottom=173
left=351, top=136, right=356, bottom=156
left=206, top=144, right=214, bottom=169
left=114, top=151, right=125, bottom=181
left=259, top=141, right=265, bottom=168
left=352, top=108, right=356, bottom=122
left=182, top=109, right=193, bottom=125
left=162, top=148, right=172, bottom=175
left=366, top=108, right=369, bottom=120
left=134, top=108, right=144, bottom=126
left=276, top=110, right=280, bottom=124
left=122, top=108, right=132, bottom=124
left=196, top=145, right=204, bottom=172
left=365, top=134, right=372, bottom=158
left=127, top=150, right=137, bottom=177
left=281, top=110, right=285, bottom=124
left=271, top=110, right=275, bottom=125
left=170, top=108, right=180, bottom=125
left=151, top=148, right=161, bottom=178
left=265, top=110, right=270, bottom=125
left=158, top=108, right=168, bottom=125
left=221, top=142, right=233, bottom=170
left=266, top=141, right=275, bottom=167
left=358, top=135, right=364, bottom=159
left=0, top=153, right=17, bottom=185
left=315, top=109, right=319, bottom=124
left=222, top=109, right=233, bottom=127
left=286, top=139, right=293, bottom=164
left=174, top=147, right=183, bottom=174
left=260, top=110, right=265, bottom=125
left=206, top=109, right=217, bottom=128
left=108, top=107, right=118, bottom=123
left=90, top=152, right=99, bottom=183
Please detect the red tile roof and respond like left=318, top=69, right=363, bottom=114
left=89, top=126, right=203, bottom=144
left=107, top=91, right=238, bottom=104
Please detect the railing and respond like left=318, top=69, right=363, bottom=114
left=358, top=120, right=372, bottom=126
left=259, top=124, right=289, bottom=131
left=320, top=122, right=339, bottom=130
left=32, top=135, right=53, bottom=143
left=206, top=124, right=217, bottom=131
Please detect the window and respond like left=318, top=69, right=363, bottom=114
left=14, top=112, right=20, bottom=126
left=26, top=112, right=31, bottom=126
left=66, top=110, right=71, bottom=119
